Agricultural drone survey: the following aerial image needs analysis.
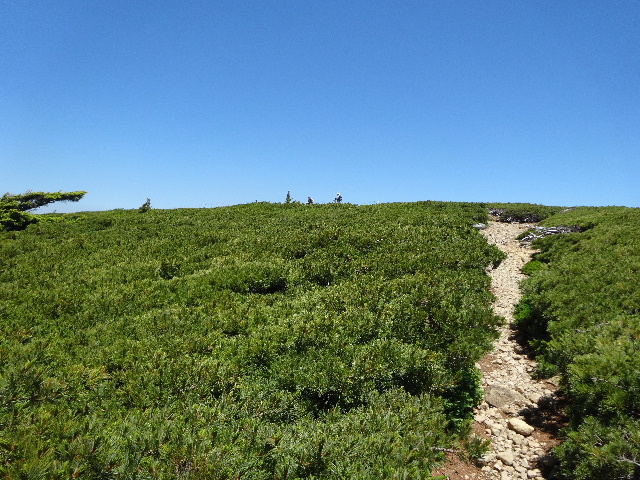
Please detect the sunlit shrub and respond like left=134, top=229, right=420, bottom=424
left=0, top=201, right=504, bottom=477
left=515, top=206, right=640, bottom=479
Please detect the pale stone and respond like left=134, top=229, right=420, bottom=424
left=491, top=409, right=504, bottom=419
left=508, top=418, right=535, bottom=436
left=502, top=405, right=518, bottom=415
left=485, top=385, right=526, bottom=409
left=527, top=391, right=543, bottom=404
left=478, top=453, right=496, bottom=466
left=507, top=429, right=525, bottom=443
left=496, top=451, right=514, bottom=466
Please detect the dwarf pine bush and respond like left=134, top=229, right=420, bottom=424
left=0, top=201, right=503, bottom=478
left=516, top=206, right=640, bottom=479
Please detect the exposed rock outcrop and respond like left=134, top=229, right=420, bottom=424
left=518, top=225, right=586, bottom=245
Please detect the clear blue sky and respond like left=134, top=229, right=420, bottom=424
left=2, top=1, right=639, bottom=212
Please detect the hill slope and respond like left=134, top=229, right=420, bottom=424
left=1, top=201, right=505, bottom=478
left=516, top=206, right=640, bottom=480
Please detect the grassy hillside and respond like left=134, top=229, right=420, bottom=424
left=487, top=203, right=565, bottom=223
left=0, top=201, right=505, bottom=479
left=516, top=206, right=640, bottom=480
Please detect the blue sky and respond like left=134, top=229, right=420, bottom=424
left=2, top=1, right=639, bottom=212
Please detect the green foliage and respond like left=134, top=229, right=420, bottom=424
left=0, top=207, right=37, bottom=231
left=487, top=203, right=565, bottom=223
left=1, top=190, right=87, bottom=231
left=520, top=260, right=547, bottom=275
left=514, top=206, right=640, bottom=479
left=463, top=434, right=492, bottom=463
left=442, top=366, right=485, bottom=432
left=138, top=198, right=152, bottom=213
left=0, top=201, right=504, bottom=477
left=2, top=190, right=87, bottom=212
left=158, top=259, right=181, bottom=279
left=555, top=416, right=640, bottom=480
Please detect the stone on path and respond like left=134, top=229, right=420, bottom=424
left=496, top=451, right=514, bottom=466
left=508, top=418, right=535, bottom=436
left=484, top=385, right=526, bottom=409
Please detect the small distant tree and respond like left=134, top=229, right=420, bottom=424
left=138, top=198, right=152, bottom=213
left=1, top=190, right=87, bottom=231
left=285, top=191, right=292, bottom=204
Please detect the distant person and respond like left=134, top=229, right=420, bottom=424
left=307, top=197, right=314, bottom=205
left=335, top=193, right=342, bottom=203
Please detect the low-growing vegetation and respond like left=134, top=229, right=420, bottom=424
left=515, top=206, right=640, bottom=480
left=1, top=190, right=87, bottom=231
left=487, top=203, right=565, bottom=223
left=0, top=201, right=504, bottom=478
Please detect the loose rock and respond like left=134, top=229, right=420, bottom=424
left=508, top=418, right=535, bottom=436
left=485, top=385, right=527, bottom=409
left=496, top=451, right=514, bottom=466
left=473, top=221, right=563, bottom=479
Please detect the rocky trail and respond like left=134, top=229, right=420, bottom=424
left=434, top=221, right=566, bottom=480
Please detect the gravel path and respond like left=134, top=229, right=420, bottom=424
left=435, top=221, right=564, bottom=480
left=474, top=221, right=564, bottom=480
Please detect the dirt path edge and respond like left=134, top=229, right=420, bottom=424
left=434, top=221, right=565, bottom=480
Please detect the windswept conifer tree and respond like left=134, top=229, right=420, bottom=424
left=1, top=190, right=87, bottom=231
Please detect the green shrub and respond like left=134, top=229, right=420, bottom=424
left=1, top=190, right=87, bottom=231
left=555, top=416, right=640, bottom=480
left=0, top=201, right=503, bottom=477
left=487, top=203, right=565, bottom=223
left=520, top=260, right=547, bottom=275
left=138, top=198, right=152, bottom=213
left=159, top=259, right=181, bottom=279
left=515, top=206, right=640, bottom=479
